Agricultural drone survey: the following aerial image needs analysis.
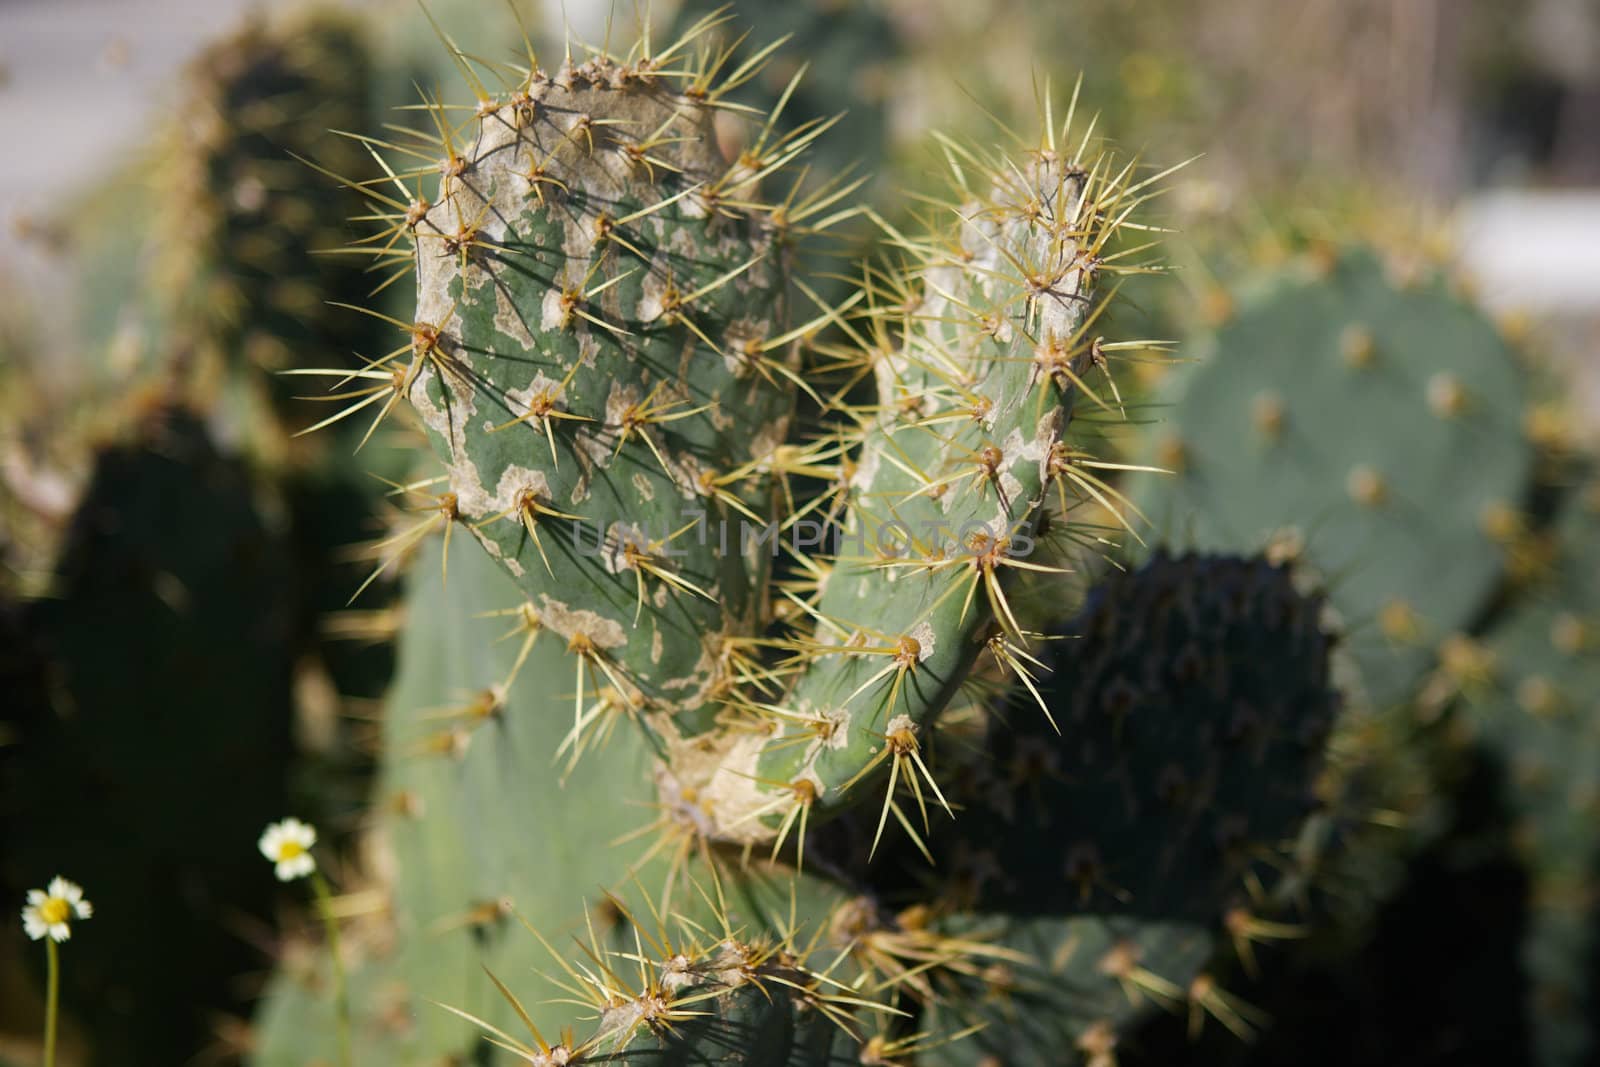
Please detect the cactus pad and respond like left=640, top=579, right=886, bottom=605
left=1135, top=247, right=1535, bottom=709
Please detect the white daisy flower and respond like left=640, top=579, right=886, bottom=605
left=22, top=877, right=93, bottom=943
left=258, top=818, right=318, bottom=882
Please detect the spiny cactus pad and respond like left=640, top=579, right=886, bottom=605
left=919, top=551, right=1340, bottom=1064
left=1134, top=246, right=1535, bottom=709
left=714, top=148, right=1117, bottom=841
left=396, top=35, right=801, bottom=740
left=275, top=13, right=1177, bottom=1064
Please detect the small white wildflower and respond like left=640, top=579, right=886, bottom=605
left=22, top=877, right=93, bottom=943
left=258, top=818, right=318, bottom=882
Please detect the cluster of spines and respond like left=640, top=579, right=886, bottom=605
left=436, top=884, right=939, bottom=1066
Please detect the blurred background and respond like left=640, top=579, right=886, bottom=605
left=1, top=0, right=1598, bottom=1064
left=6, top=0, right=1600, bottom=342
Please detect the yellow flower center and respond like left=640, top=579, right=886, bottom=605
left=39, top=897, right=70, bottom=925
left=276, top=841, right=305, bottom=862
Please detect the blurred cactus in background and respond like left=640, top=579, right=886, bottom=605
left=2, top=1, right=1600, bottom=1065
left=2, top=8, right=406, bottom=1061
left=4, top=406, right=298, bottom=1061
left=1112, top=236, right=1600, bottom=1067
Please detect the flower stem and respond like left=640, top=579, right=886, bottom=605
left=44, top=937, right=59, bottom=1067
left=309, top=870, right=353, bottom=1067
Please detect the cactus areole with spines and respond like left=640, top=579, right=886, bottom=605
left=396, top=33, right=1121, bottom=849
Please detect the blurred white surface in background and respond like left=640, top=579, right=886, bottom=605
left=1461, top=192, right=1600, bottom=313
left=0, top=0, right=270, bottom=312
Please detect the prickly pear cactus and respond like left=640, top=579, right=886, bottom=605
left=249, top=10, right=1367, bottom=1066
left=1134, top=246, right=1536, bottom=710
left=915, top=551, right=1339, bottom=1065
left=331, top=5, right=1135, bottom=853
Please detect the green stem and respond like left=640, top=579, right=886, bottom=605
left=44, top=937, right=58, bottom=1067
left=309, top=870, right=353, bottom=1067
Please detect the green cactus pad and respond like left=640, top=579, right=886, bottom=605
left=397, top=44, right=809, bottom=746
left=370, top=536, right=662, bottom=1058
left=1135, top=247, right=1535, bottom=709
left=685, top=145, right=1127, bottom=845
left=254, top=533, right=880, bottom=1064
